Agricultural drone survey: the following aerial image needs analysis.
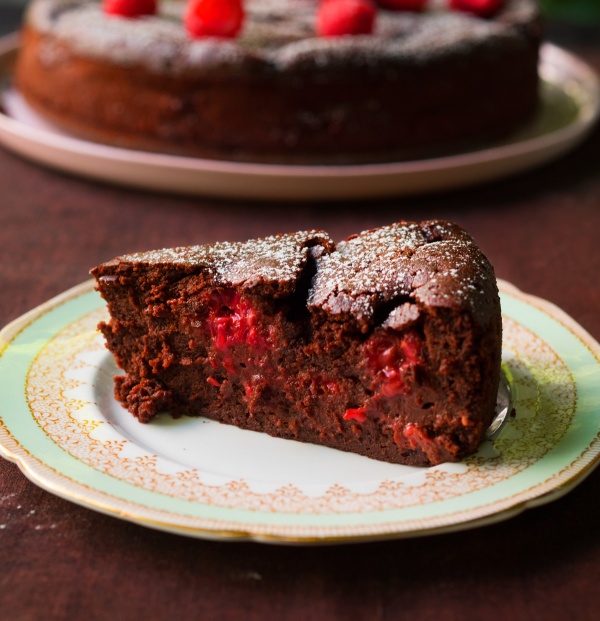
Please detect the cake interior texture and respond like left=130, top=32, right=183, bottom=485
left=92, top=221, right=502, bottom=467
left=15, top=0, right=542, bottom=163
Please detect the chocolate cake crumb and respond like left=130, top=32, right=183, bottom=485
left=92, top=221, right=502, bottom=467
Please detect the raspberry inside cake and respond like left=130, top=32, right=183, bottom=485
left=92, top=221, right=502, bottom=466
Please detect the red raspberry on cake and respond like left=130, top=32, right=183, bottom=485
left=103, top=0, right=156, bottom=18
left=317, top=0, right=376, bottom=37
left=375, top=0, right=427, bottom=11
left=185, top=0, right=244, bottom=39
left=449, top=0, right=504, bottom=18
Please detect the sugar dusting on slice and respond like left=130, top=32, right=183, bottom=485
left=117, top=230, right=332, bottom=287
left=103, top=221, right=497, bottom=326
left=309, top=221, right=497, bottom=323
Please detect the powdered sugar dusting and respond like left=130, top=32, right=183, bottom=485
left=28, top=0, right=538, bottom=76
left=309, top=221, right=497, bottom=324
left=100, top=221, right=497, bottom=330
left=119, top=230, right=331, bottom=287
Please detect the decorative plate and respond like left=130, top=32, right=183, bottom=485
left=0, top=36, right=598, bottom=201
left=1, top=280, right=599, bottom=543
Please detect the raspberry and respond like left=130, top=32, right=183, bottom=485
left=103, top=0, right=156, bottom=18
left=344, top=407, right=368, bottom=423
left=205, top=289, right=268, bottom=352
left=185, top=0, right=244, bottom=39
left=449, top=0, right=504, bottom=18
left=365, top=331, right=422, bottom=398
left=317, top=0, right=376, bottom=37
left=375, top=0, right=427, bottom=11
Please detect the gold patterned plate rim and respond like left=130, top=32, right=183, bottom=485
left=0, top=279, right=599, bottom=544
left=0, top=37, right=598, bottom=201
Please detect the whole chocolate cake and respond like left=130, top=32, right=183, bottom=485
left=15, top=0, right=541, bottom=163
left=92, top=221, right=502, bottom=467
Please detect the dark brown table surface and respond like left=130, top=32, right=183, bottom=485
left=1, top=8, right=600, bottom=620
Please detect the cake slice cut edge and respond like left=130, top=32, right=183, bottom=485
left=91, top=221, right=502, bottom=467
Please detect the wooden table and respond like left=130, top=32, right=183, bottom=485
left=1, top=8, right=600, bottom=620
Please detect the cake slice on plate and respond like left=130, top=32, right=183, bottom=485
left=92, top=221, right=502, bottom=466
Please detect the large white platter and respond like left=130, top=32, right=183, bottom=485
left=0, top=37, right=598, bottom=201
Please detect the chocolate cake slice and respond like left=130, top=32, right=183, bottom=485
left=92, top=221, right=502, bottom=466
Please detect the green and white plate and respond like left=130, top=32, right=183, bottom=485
left=1, top=280, right=599, bottom=543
